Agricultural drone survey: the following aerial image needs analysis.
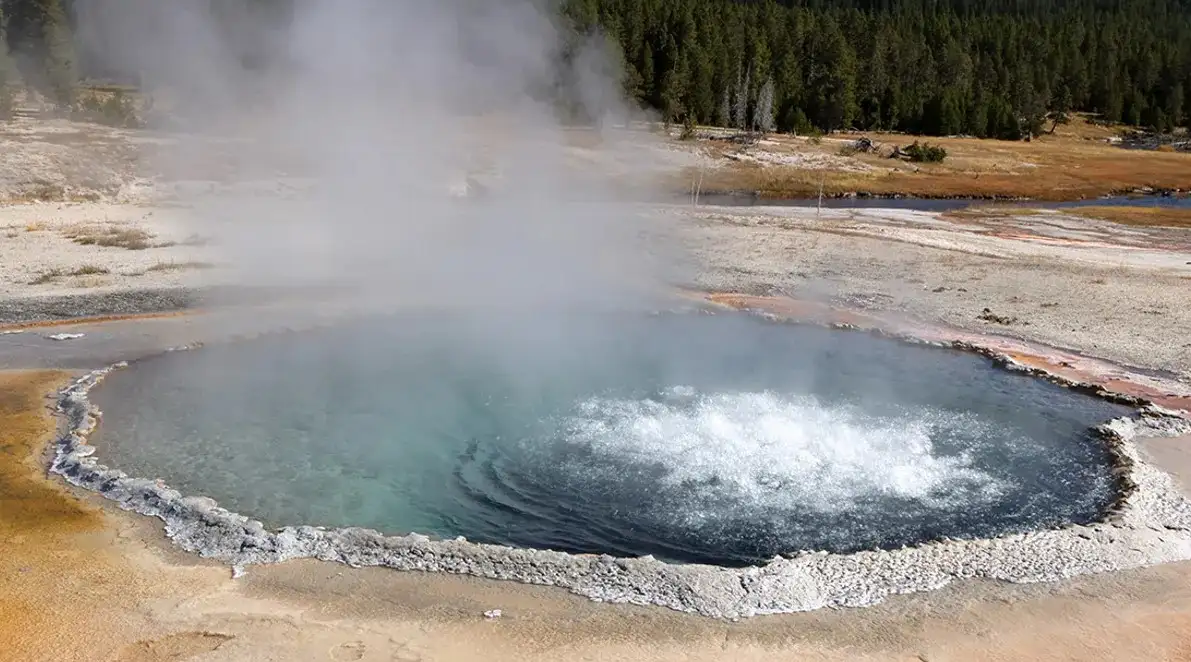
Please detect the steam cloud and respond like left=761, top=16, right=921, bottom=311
left=76, top=0, right=687, bottom=310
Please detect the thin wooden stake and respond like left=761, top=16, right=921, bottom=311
left=817, top=171, right=825, bottom=219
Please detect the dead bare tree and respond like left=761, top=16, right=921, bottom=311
left=733, top=66, right=750, bottom=131
left=756, top=76, right=775, bottom=134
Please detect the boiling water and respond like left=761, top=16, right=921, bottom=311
left=93, top=312, right=1129, bottom=565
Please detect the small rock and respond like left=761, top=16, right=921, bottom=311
left=231, top=565, right=246, bottom=579
left=977, top=308, right=1017, bottom=325
left=483, top=609, right=502, bottom=619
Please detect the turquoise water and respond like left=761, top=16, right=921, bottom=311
left=92, top=311, right=1130, bottom=565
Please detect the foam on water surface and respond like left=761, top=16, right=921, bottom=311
left=561, top=389, right=1003, bottom=510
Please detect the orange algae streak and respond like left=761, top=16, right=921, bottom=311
left=0, top=370, right=106, bottom=662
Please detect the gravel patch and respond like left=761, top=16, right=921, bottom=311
left=0, top=288, right=199, bottom=324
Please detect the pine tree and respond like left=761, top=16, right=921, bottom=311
left=805, top=16, right=857, bottom=131
left=659, top=52, right=689, bottom=124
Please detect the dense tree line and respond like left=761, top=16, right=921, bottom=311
left=2, top=0, right=1190, bottom=139
left=559, top=0, right=1191, bottom=137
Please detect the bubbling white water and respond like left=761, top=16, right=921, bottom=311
left=561, top=387, right=1006, bottom=515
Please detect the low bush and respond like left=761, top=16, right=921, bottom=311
left=903, top=141, right=947, bottom=163
left=72, top=89, right=143, bottom=128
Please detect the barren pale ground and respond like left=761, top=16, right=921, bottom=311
left=3, top=114, right=1191, bottom=661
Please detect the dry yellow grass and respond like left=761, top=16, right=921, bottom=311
left=27, top=265, right=112, bottom=285
left=144, top=260, right=213, bottom=272
left=27, top=269, right=63, bottom=285
left=685, top=115, right=1191, bottom=201
left=941, top=203, right=1191, bottom=228
left=1066, top=206, right=1191, bottom=228
left=941, top=206, right=1044, bottom=220
left=62, top=225, right=162, bottom=250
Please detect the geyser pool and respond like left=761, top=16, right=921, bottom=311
left=91, top=311, right=1131, bottom=566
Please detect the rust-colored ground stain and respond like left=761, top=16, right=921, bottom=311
left=0, top=371, right=96, bottom=533
left=0, top=370, right=108, bottom=660
left=986, top=231, right=1131, bottom=249
left=702, top=292, right=1191, bottom=414
left=701, top=292, right=874, bottom=327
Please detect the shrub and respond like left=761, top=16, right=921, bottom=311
left=903, top=141, right=947, bottom=163
left=72, top=89, right=143, bottom=128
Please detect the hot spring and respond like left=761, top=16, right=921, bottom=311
left=90, top=311, right=1131, bottom=566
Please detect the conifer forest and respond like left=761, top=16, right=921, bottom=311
left=4, top=0, right=1191, bottom=140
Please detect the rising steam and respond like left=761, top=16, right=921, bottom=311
left=75, top=0, right=686, bottom=308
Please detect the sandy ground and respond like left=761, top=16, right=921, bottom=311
left=0, top=201, right=219, bottom=298
left=677, top=204, right=1191, bottom=381
left=4, top=116, right=1191, bottom=660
